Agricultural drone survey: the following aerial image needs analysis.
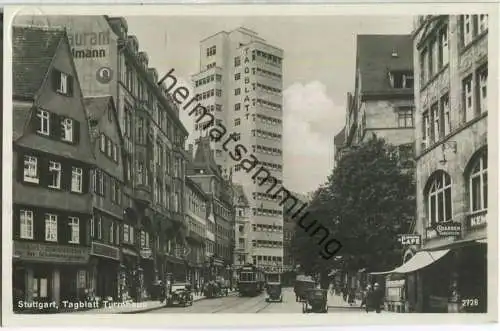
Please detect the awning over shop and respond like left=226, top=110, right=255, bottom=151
left=425, top=238, right=486, bottom=251
left=369, top=249, right=450, bottom=275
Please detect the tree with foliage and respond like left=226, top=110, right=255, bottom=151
left=291, top=135, right=415, bottom=278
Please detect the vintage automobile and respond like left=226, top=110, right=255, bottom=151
left=294, top=275, right=316, bottom=302
left=302, top=288, right=328, bottom=313
left=265, top=272, right=282, bottom=303
left=166, top=282, right=193, bottom=307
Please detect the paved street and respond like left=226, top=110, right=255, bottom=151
left=148, top=288, right=367, bottom=314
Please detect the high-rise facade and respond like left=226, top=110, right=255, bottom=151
left=192, top=27, right=284, bottom=272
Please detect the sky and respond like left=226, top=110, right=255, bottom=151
left=125, top=15, right=414, bottom=195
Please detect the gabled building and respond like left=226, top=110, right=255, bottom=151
left=187, top=137, right=235, bottom=280
left=336, top=34, right=416, bottom=168
left=12, top=26, right=95, bottom=309
left=84, top=96, right=125, bottom=301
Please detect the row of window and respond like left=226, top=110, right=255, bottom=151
left=196, top=89, right=222, bottom=101
left=35, top=109, right=79, bottom=144
left=255, top=67, right=282, bottom=80
left=252, top=223, right=283, bottom=232
left=206, top=45, right=216, bottom=57
left=256, top=83, right=282, bottom=95
left=194, top=104, right=223, bottom=115
left=252, top=208, right=283, bottom=217
left=252, top=256, right=283, bottom=264
left=99, top=134, right=119, bottom=163
left=234, top=50, right=283, bottom=68
left=251, top=240, right=282, bottom=248
left=93, top=169, right=122, bottom=206
left=256, top=114, right=282, bottom=126
left=425, top=151, right=487, bottom=226
left=259, top=161, right=282, bottom=172
left=23, top=155, right=84, bottom=193
left=388, top=71, right=414, bottom=89
left=397, top=107, right=414, bottom=128
left=214, top=201, right=232, bottom=220
left=187, top=192, right=206, bottom=216
left=188, top=218, right=206, bottom=238
left=253, top=192, right=280, bottom=202
left=252, top=129, right=282, bottom=141
left=256, top=98, right=282, bottom=112
left=194, top=73, right=222, bottom=87
left=252, top=144, right=283, bottom=156
left=253, top=177, right=283, bottom=186
left=19, top=210, right=80, bottom=243
left=206, top=62, right=216, bottom=70
left=419, top=24, right=449, bottom=85
left=422, top=65, right=487, bottom=149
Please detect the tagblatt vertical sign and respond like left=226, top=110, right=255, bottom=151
left=243, top=47, right=252, bottom=121
left=64, top=16, right=119, bottom=100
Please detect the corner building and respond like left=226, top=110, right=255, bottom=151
left=412, top=15, right=488, bottom=313
left=192, top=28, right=284, bottom=272
left=12, top=26, right=95, bottom=309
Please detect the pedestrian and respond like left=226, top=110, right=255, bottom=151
left=372, top=282, right=384, bottom=313
left=342, top=286, right=348, bottom=302
left=348, top=287, right=355, bottom=306
left=361, top=284, right=371, bottom=309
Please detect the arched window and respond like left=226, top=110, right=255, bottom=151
left=426, top=171, right=452, bottom=226
left=469, top=151, right=487, bottom=212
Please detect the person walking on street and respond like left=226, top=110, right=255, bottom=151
left=342, top=286, right=348, bottom=302
left=372, top=282, right=384, bottom=313
left=347, top=287, right=356, bottom=306
left=361, top=284, right=371, bottom=308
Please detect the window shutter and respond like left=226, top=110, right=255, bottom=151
left=49, top=113, right=58, bottom=138
left=52, top=69, right=61, bottom=92
left=82, top=168, right=90, bottom=193
left=39, top=156, right=50, bottom=187
left=103, top=173, right=108, bottom=197
left=17, top=152, right=24, bottom=183
left=61, top=161, right=71, bottom=191
left=73, top=120, right=80, bottom=144
left=13, top=208, right=20, bottom=239
left=67, top=76, right=74, bottom=96
left=35, top=211, right=44, bottom=241
left=29, top=108, right=41, bottom=133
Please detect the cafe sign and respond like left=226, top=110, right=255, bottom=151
left=13, top=241, right=90, bottom=264
left=91, top=241, right=120, bottom=261
left=435, top=222, right=462, bottom=237
left=398, top=234, right=421, bottom=245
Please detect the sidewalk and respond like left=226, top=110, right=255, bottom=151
left=71, top=293, right=208, bottom=314
left=327, top=293, right=363, bottom=309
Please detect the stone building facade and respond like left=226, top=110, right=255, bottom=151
left=411, top=14, right=488, bottom=313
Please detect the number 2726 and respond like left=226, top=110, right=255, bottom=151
left=462, top=299, right=479, bottom=307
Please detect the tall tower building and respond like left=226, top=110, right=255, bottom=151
left=192, top=27, right=284, bottom=271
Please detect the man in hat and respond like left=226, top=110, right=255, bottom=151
left=372, top=282, right=384, bottom=313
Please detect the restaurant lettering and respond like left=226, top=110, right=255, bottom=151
left=469, top=213, right=487, bottom=227
left=398, top=234, right=421, bottom=245
left=68, top=31, right=110, bottom=59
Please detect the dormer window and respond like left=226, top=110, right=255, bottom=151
left=52, top=69, right=73, bottom=96
left=389, top=70, right=413, bottom=89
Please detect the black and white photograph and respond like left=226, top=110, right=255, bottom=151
left=3, top=4, right=497, bottom=327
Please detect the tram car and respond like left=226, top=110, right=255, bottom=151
left=237, top=264, right=265, bottom=296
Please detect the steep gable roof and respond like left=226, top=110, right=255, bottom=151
left=192, top=136, right=221, bottom=177
left=356, top=34, right=413, bottom=94
left=232, top=183, right=249, bottom=207
left=13, top=25, right=65, bottom=99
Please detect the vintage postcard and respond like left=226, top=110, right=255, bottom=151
left=2, top=3, right=498, bottom=327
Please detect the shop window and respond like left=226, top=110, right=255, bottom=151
left=426, top=171, right=452, bottom=227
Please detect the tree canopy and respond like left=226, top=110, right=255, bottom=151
left=291, top=136, right=415, bottom=275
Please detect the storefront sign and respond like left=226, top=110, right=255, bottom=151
left=435, top=222, right=462, bottom=237
left=91, top=241, right=120, bottom=261
left=140, top=248, right=153, bottom=259
left=469, top=213, right=487, bottom=228
left=13, top=241, right=90, bottom=264
left=398, top=234, right=421, bottom=245
left=387, top=280, right=405, bottom=287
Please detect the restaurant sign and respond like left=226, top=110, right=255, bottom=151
left=13, top=241, right=90, bottom=264
left=398, top=234, right=421, bottom=245
left=435, top=222, right=462, bottom=237
left=469, top=213, right=487, bottom=228
left=91, top=242, right=120, bottom=261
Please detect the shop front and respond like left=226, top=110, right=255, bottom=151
left=120, top=247, right=143, bottom=302
left=89, top=241, right=120, bottom=301
left=12, top=241, right=90, bottom=312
